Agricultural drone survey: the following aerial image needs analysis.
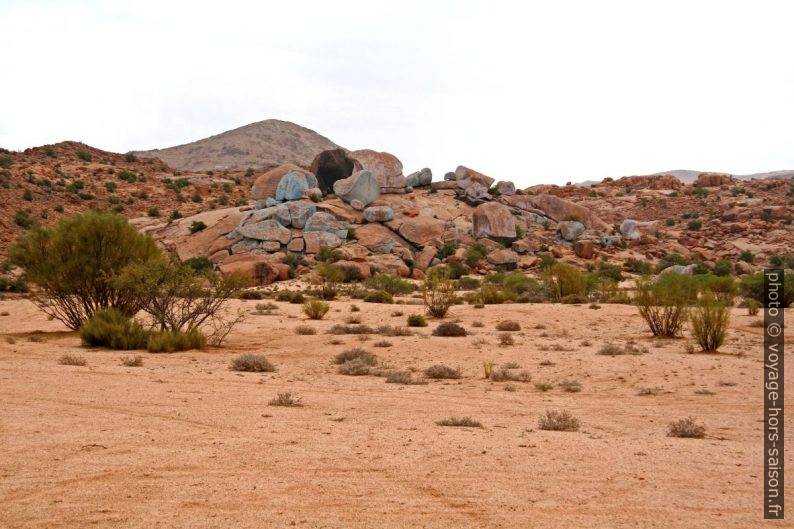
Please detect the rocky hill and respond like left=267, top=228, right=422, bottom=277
left=4, top=137, right=793, bottom=287
left=0, top=141, right=268, bottom=257
left=131, top=119, right=340, bottom=171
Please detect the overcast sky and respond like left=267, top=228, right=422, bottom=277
left=2, top=1, right=793, bottom=186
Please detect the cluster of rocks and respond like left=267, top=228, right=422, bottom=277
left=144, top=148, right=787, bottom=286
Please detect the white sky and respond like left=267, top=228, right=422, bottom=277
left=1, top=0, right=793, bottom=185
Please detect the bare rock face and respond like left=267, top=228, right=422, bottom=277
left=472, top=202, right=517, bottom=241
left=454, top=166, right=495, bottom=190
left=304, top=211, right=350, bottom=239
left=620, top=219, right=642, bottom=240
left=219, top=254, right=280, bottom=286
left=239, top=219, right=291, bottom=244
left=486, top=249, right=519, bottom=266
left=405, top=168, right=432, bottom=189
left=494, top=181, right=516, bottom=196
left=303, top=231, right=343, bottom=254
left=398, top=216, right=446, bottom=248
left=557, top=220, right=585, bottom=241
left=311, top=148, right=359, bottom=195
left=697, top=172, right=733, bottom=187
left=252, top=163, right=304, bottom=202
left=363, top=206, right=395, bottom=223
left=734, top=260, right=755, bottom=275
left=275, top=169, right=318, bottom=201
left=348, top=149, right=406, bottom=193
left=519, top=194, right=608, bottom=230
left=574, top=240, right=595, bottom=259
left=333, top=170, right=380, bottom=207
left=355, top=223, right=396, bottom=254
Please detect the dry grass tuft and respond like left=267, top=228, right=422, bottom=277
left=436, top=416, right=483, bottom=428
left=496, top=320, right=521, bottom=331
left=120, top=355, right=143, bottom=367
left=667, top=417, right=706, bottom=438
left=294, top=325, right=316, bottom=335
left=538, top=410, right=580, bottom=431
left=559, top=379, right=582, bottom=393
left=58, top=354, right=87, bottom=366
left=385, top=370, right=428, bottom=385
left=432, top=322, right=467, bottom=337
left=268, top=392, right=303, bottom=407
left=229, top=353, right=275, bottom=372
left=424, top=364, right=462, bottom=379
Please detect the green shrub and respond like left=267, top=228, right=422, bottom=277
left=14, top=210, right=35, bottom=228
left=147, top=329, right=206, bottom=353
left=635, top=275, right=692, bottom=337
left=624, top=258, right=652, bottom=275
left=713, top=260, right=733, bottom=277
left=543, top=263, right=588, bottom=300
left=22, top=189, right=33, bottom=201
left=655, top=253, right=689, bottom=273
left=745, top=298, right=761, bottom=316
left=316, top=263, right=345, bottom=300
left=423, top=268, right=455, bottom=317
left=463, top=242, right=487, bottom=268
left=9, top=212, right=162, bottom=329
left=317, top=245, right=343, bottom=263
left=188, top=221, right=207, bottom=234
left=740, top=271, right=794, bottom=307
left=690, top=293, right=729, bottom=352
left=334, top=347, right=377, bottom=366
left=437, top=241, right=456, bottom=259
left=147, top=207, right=161, bottom=217
left=79, top=308, right=149, bottom=350
left=687, top=220, right=702, bottom=231
left=364, top=274, right=415, bottom=295
left=302, top=299, right=330, bottom=319
left=698, top=275, right=736, bottom=305
left=229, top=353, right=275, bottom=372
left=363, top=290, right=393, bottom=303
left=184, top=256, right=213, bottom=273
left=739, top=250, right=754, bottom=263
left=596, top=262, right=624, bottom=282
left=407, top=314, right=427, bottom=327
left=458, top=276, right=480, bottom=290
left=77, top=150, right=92, bottom=162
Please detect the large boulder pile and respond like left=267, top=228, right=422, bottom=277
left=348, top=149, right=407, bottom=194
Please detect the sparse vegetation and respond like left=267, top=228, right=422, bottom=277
left=269, top=392, right=303, bottom=407
left=424, top=364, right=462, bottom=379
left=423, top=268, right=455, bottom=317
left=635, top=275, right=692, bottom=337
left=436, top=417, right=482, bottom=428
left=229, top=353, right=275, bottom=372
left=407, top=314, right=428, bottom=327
left=538, top=410, right=580, bottom=431
left=294, top=325, right=316, bottom=335
left=559, top=379, right=582, bottom=393
left=432, top=322, right=467, bottom=337
left=58, top=354, right=87, bottom=366
left=385, top=370, right=428, bottom=385
left=496, top=320, right=520, bottom=331
left=667, top=417, right=706, bottom=438
left=690, top=293, right=729, bottom=352
left=303, top=299, right=330, bottom=320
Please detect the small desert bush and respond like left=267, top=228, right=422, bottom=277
left=147, top=329, right=206, bottom=353
left=598, top=341, right=647, bottom=356
left=120, top=355, right=143, bottom=367
left=424, top=364, right=462, bottom=379
left=294, top=325, right=316, bottom=335
left=667, top=417, right=706, bottom=438
left=745, top=298, right=761, bottom=316
left=423, top=268, right=456, bottom=317
left=79, top=308, right=149, bottom=350
left=407, top=314, right=427, bottom=327
left=498, top=333, right=515, bottom=346
left=345, top=315, right=362, bottom=324
left=268, top=392, right=303, bottom=407
left=385, top=370, right=428, bottom=385
left=538, top=410, right=580, bottom=431
left=329, top=324, right=373, bottom=335
left=229, top=353, right=275, bottom=372
left=58, top=354, right=87, bottom=366
left=337, top=358, right=373, bottom=375
left=636, top=387, right=661, bottom=396
left=375, top=325, right=412, bottom=337
left=333, top=347, right=377, bottom=365
left=436, top=416, right=482, bottom=428
left=496, top=320, right=521, bottom=331
left=363, top=290, right=393, bottom=304
left=559, top=379, right=582, bottom=393
left=543, top=263, right=588, bottom=301
left=302, top=299, right=330, bottom=320
left=432, top=322, right=467, bottom=337
left=489, top=367, right=531, bottom=382
left=635, top=275, right=691, bottom=337
left=534, top=381, right=554, bottom=392
left=240, top=290, right=263, bottom=300
left=373, top=340, right=392, bottom=347
left=364, top=274, right=415, bottom=295
left=690, top=293, right=729, bottom=352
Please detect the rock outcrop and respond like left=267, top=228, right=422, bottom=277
left=333, top=170, right=380, bottom=207
left=348, top=150, right=406, bottom=193
left=472, top=202, right=517, bottom=241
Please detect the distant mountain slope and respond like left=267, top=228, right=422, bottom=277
left=132, top=119, right=340, bottom=171
left=576, top=168, right=794, bottom=186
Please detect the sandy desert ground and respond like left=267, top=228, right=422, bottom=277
left=0, top=295, right=791, bottom=528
